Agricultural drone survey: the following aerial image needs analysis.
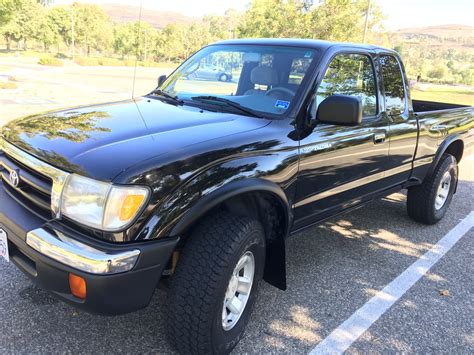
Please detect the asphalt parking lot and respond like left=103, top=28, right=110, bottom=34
left=1, top=155, right=473, bottom=353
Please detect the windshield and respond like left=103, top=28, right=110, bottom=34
left=156, top=44, right=317, bottom=117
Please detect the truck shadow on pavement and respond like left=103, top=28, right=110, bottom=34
left=235, top=181, right=473, bottom=353
left=4, top=181, right=473, bottom=353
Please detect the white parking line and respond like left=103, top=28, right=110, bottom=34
left=309, top=211, right=474, bottom=355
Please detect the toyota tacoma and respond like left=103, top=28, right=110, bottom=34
left=0, top=39, right=473, bottom=353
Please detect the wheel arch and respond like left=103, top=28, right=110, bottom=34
left=169, top=177, right=292, bottom=290
left=427, top=135, right=463, bottom=178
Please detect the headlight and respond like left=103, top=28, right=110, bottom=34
left=60, top=174, right=149, bottom=231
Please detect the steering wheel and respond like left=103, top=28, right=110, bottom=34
left=265, top=87, right=295, bottom=100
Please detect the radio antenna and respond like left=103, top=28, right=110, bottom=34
left=132, top=1, right=144, bottom=98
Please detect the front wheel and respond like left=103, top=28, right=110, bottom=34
left=166, top=212, right=265, bottom=354
left=407, top=154, right=458, bottom=224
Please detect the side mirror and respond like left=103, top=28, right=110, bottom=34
left=317, top=95, right=362, bottom=126
left=157, top=74, right=167, bottom=87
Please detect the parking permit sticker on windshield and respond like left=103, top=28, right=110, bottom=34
left=275, top=100, right=290, bottom=109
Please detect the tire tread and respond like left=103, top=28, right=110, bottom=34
left=407, top=154, right=456, bottom=224
left=166, top=212, right=263, bottom=354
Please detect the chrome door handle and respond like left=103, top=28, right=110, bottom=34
left=373, top=133, right=386, bottom=144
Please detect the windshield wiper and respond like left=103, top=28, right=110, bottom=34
left=149, top=89, right=183, bottom=105
left=191, top=96, right=264, bottom=118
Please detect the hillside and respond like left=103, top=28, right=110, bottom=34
left=100, top=3, right=197, bottom=29
left=394, top=24, right=474, bottom=46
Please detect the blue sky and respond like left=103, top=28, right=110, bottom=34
left=54, top=0, right=474, bottom=30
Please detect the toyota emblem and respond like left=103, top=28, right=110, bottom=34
left=9, top=170, right=20, bottom=187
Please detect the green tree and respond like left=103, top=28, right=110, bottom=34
left=157, top=24, right=186, bottom=62
left=48, top=6, right=72, bottom=50
left=238, top=0, right=312, bottom=38
left=37, top=14, right=60, bottom=50
left=183, top=22, right=211, bottom=58
left=238, top=0, right=383, bottom=42
left=114, top=21, right=159, bottom=61
left=311, top=0, right=384, bottom=42
left=137, top=22, right=158, bottom=61
left=72, top=3, right=112, bottom=56
left=203, top=11, right=240, bottom=41
left=0, top=0, right=44, bottom=50
left=0, top=0, right=18, bottom=25
left=113, top=22, right=137, bottom=59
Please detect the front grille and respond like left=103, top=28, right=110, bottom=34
left=0, top=153, right=53, bottom=212
left=0, top=139, right=69, bottom=219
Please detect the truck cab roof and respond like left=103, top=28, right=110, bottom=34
left=212, top=38, right=398, bottom=55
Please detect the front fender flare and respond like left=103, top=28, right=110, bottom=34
left=162, top=177, right=292, bottom=291
left=169, top=177, right=291, bottom=237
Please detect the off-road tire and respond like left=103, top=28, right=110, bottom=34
left=407, top=154, right=458, bottom=224
left=166, top=212, right=265, bottom=354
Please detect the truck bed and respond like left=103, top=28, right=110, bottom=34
left=412, top=99, right=470, bottom=113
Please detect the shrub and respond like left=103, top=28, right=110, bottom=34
left=38, top=56, right=63, bottom=66
left=98, top=57, right=123, bottom=66
left=74, top=57, right=100, bottom=66
left=0, top=81, right=18, bottom=89
left=427, top=65, right=448, bottom=80
left=123, top=59, right=136, bottom=66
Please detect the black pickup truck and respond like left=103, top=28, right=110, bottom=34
left=1, top=39, right=473, bottom=353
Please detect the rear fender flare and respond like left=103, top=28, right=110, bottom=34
left=427, top=134, right=462, bottom=178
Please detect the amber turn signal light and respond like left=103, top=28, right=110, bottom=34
left=119, top=194, right=146, bottom=221
left=69, top=273, right=86, bottom=299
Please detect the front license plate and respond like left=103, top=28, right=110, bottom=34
left=0, top=228, right=9, bottom=263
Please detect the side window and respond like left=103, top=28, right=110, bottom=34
left=317, top=53, right=377, bottom=117
left=380, top=55, right=406, bottom=116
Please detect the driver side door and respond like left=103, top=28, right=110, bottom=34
left=293, top=52, right=390, bottom=229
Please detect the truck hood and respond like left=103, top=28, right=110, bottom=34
left=1, top=98, right=270, bottom=181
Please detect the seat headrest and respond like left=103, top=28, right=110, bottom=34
left=250, top=66, right=279, bottom=86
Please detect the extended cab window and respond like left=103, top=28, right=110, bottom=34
left=380, top=55, right=406, bottom=115
left=317, top=53, right=377, bottom=117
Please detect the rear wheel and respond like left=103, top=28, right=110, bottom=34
left=407, top=154, right=458, bottom=224
left=166, top=212, right=265, bottom=354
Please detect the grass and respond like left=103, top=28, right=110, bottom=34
left=411, top=84, right=473, bottom=106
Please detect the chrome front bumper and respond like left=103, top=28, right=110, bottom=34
left=26, top=228, right=140, bottom=274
